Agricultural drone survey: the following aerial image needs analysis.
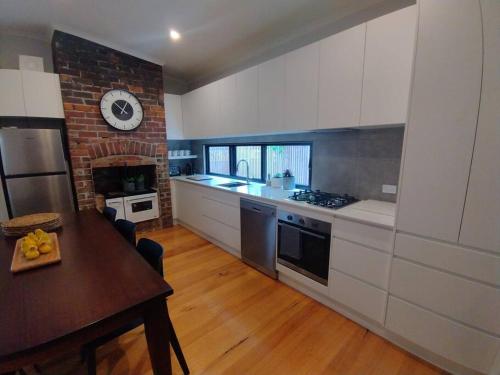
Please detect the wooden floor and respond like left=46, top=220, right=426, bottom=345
left=39, top=225, right=446, bottom=375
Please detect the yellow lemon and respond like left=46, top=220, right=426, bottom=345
left=22, top=241, right=37, bottom=254
left=38, top=243, right=52, bottom=254
left=24, top=249, right=40, bottom=260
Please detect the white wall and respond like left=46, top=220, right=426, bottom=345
left=0, top=33, right=54, bottom=72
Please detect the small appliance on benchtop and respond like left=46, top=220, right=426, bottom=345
left=169, top=166, right=181, bottom=177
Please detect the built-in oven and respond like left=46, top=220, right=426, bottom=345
left=277, top=209, right=331, bottom=285
left=123, top=192, right=159, bottom=223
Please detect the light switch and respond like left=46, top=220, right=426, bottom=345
left=382, top=184, right=397, bottom=194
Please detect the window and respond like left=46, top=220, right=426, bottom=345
left=205, top=143, right=311, bottom=187
left=236, top=145, right=261, bottom=180
left=266, top=145, right=311, bottom=186
left=206, top=146, right=230, bottom=175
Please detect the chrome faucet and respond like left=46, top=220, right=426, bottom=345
left=236, top=159, right=250, bottom=183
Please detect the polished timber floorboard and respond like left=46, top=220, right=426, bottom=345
left=39, top=225, right=446, bottom=375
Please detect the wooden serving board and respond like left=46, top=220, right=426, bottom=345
left=10, top=233, right=61, bottom=273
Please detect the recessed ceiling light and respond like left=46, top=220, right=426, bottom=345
left=169, top=29, right=181, bottom=41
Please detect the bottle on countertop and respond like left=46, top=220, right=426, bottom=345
left=266, top=173, right=271, bottom=186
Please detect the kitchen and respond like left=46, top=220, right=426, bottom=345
left=0, top=1, right=499, bottom=375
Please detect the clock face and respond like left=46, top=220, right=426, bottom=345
left=100, top=90, right=143, bottom=131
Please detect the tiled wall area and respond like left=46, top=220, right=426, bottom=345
left=169, top=127, right=404, bottom=202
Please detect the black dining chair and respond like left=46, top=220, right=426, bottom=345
left=114, top=219, right=137, bottom=245
left=102, top=206, right=117, bottom=223
left=83, top=238, right=189, bottom=375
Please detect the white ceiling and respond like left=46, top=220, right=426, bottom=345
left=0, top=0, right=412, bottom=87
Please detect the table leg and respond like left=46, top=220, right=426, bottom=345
left=144, top=298, right=172, bottom=375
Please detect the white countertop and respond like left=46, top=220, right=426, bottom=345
left=171, top=175, right=396, bottom=228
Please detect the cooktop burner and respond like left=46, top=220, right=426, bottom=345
left=289, top=189, right=358, bottom=209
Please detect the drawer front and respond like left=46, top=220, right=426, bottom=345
left=331, top=238, right=390, bottom=289
left=329, top=270, right=387, bottom=324
left=202, top=187, right=240, bottom=207
left=395, top=233, right=500, bottom=286
left=386, top=296, right=499, bottom=374
left=390, top=258, right=500, bottom=335
left=201, top=196, right=240, bottom=230
left=202, top=215, right=241, bottom=251
left=333, top=218, right=393, bottom=252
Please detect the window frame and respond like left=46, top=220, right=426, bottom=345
left=205, top=142, right=312, bottom=188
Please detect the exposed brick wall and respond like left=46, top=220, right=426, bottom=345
left=52, top=30, right=172, bottom=230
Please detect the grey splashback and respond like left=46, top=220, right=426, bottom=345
left=167, top=127, right=404, bottom=202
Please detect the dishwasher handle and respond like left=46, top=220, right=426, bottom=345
left=240, top=198, right=276, bottom=217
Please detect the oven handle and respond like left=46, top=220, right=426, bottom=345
left=126, top=197, right=155, bottom=203
left=278, top=221, right=328, bottom=240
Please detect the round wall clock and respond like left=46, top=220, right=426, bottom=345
left=100, top=89, right=143, bottom=131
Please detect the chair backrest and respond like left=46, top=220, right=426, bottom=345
left=136, top=238, right=164, bottom=276
left=103, top=206, right=117, bottom=223
left=114, top=219, right=137, bottom=245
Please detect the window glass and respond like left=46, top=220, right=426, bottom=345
left=207, top=146, right=230, bottom=175
left=266, top=145, right=311, bottom=186
left=235, top=145, right=261, bottom=180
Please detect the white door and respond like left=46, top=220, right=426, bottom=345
left=21, top=71, right=65, bottom=118
left=396, top=0, right=483, bottom=242
left=459, top=0, right=500, bottom=253
left=284, top=42, right=320, bottom=131
left=258, top=56, right=285, bottom=133
left=360, top=5, right=417, bottom=126
left=164, top=94, right=184, bottom=140
left=318, top=24, right=365, bottom=129
left=182, top=82, right=219, bottom=138
left=0, top=69, right=26, bottom=116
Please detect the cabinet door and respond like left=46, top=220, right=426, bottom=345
left=165, top=94, right=184, bottom=140
left=396, top=0, right=483, bottom=242
left=318, top=24, right=365, bottom=129
left=218, top=75, right=237, bottom=136
left=181, top=82, right=219, bottom=138
left=21, top=71, right=65, bottom=118
left=258, top=56, right=285, bottom=132
left=234, top=66, right=259, bottom=135
left=459, top=0, right=500, bottom=253
left=360, top=5, right=417, bottom=126
left=284, top=42, right=320, bottom=131
left=0, top=69, right=26, bottom=116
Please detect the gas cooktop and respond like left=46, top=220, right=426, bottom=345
left=289, top=189, right=358, bottom=209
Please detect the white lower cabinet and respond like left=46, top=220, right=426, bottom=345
left=173, top=181, right=241, bottom=253
left=331, top=238, right=390, bottom=289
left=386, top=296, right=500, bottom=374
left=333, top=218, right=393, bottom=252
left=390, top=258, right=500, bottom=335
left=329, top=269, right=387, bottom=324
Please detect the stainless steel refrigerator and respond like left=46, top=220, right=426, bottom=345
left=0, top=128, right=75, bottom=217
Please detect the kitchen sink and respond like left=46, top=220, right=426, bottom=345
left=217, top=182, right=249, bottom=188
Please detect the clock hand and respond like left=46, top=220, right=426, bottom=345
left=112, top=102, right=128, bottom=115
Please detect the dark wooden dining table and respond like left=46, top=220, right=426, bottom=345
left=0, top=210, right=174, bottom=374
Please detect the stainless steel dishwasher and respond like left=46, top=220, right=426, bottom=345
left=240, top=198, right=277, bottom=279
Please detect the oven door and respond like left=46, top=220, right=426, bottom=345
left=124, top=193, right=159, bottom=223
left=277, top=221, right=330, bottom=285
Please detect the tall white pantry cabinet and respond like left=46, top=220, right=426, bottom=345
left=390, top=1, right=500, bottom=374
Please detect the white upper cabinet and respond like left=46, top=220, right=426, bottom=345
left=284, top=42, right=320, bottom=131
left=258, top=56, right=285, bottom=132
left=459, top=0, right=500, bottom=253
left=21, top=70, right=65, bottom=118
left=165, top=93, right=184, bottom=140
left=396, top=0, right=483, bottom=242
left=318, top=24, right=365, bottom=129
left=234, top=66, right=259, bottom=135
left=360, top=5, right=417, bottom=126
left=0, top=69, right=26, bottom=116
left=182, top=81, right=219, bottom=139
left=218, top=74, right=237, bottom=136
